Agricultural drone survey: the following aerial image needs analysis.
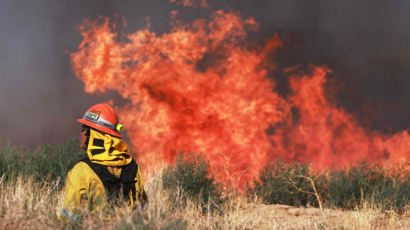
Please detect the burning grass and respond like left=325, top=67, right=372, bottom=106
left=0, top=140, right=408, bottom=229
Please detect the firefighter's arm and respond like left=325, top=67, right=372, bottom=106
left=60, top=163, right=88, bottom=221
left=61, top=162, right=109, bottom=220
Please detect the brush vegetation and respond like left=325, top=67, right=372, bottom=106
left=0, top=138, right=408, bottom=229
left=250, top=160, right=409, bottom=212
left=0, top=138, right=83, bottom=184
left=162, top=152, right=225, bottom=212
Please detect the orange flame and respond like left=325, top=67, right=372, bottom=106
left=71, top=11, right=409, bottom=188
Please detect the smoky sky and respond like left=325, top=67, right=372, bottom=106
left=0, top=0, right=409, bottom=147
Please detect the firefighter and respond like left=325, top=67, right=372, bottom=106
left=60, top=103, right=148, bottom=221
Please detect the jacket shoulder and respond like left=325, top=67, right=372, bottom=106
left=69, top=161, right=94, bottom=174
left=67, top=161, right=102, bottom=184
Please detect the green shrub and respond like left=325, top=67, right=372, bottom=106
left=250, top=160, right=409, bottom=212
left=25, top=138, right=84, bottom=183
left=250, top=160, right=326, bottom=208
left=0, top=141, right=20, bottom=177
left=328, top=161, right=409, bottom=211
left=162, top=153, right=224, bottom=211
left=0, top=138, right=84, bottom=184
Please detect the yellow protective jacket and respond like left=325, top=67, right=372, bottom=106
left=61, top=129, right=147, bottom=220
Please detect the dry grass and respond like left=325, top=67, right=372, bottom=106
left=0, top=171, right=408, bottom=230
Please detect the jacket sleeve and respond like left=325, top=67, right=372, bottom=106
left=60, top=162, right=108, bottom=220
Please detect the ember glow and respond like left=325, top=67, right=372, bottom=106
left=71, top=10, right=409, bottom=188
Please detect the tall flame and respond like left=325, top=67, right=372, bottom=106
left=71, top=11, right=409, bottom=188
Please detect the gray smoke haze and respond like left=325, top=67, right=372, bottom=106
left=0, top=0, right=409, bottom=147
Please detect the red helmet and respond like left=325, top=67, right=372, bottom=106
left=77, top=103, right=123, bottom=138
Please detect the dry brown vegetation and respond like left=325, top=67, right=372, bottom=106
left=0, top=170, right=408, bottom=230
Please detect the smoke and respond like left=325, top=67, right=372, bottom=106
left=1, top=0, right=409, bottom=147
left=218, top=0, right=410, bottom=131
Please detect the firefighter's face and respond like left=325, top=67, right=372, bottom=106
left=81, top=126, right=89, bottom=150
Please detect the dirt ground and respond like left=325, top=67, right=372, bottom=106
left=233, top=203, right=410, bottom=230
